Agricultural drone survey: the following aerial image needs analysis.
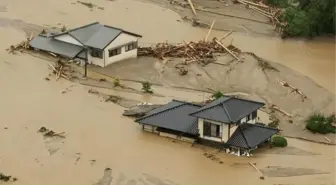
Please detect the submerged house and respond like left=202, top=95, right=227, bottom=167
left=136, top=96, right=278, bottom=155
left=30, top=22, right=142, bottom=67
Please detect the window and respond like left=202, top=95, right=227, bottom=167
left=125, top=42, right=137, bottom=52
left=203, top=121, right=221, bottom=138
left=109, top=47, right=121, bottom=57
left=91, top=49, right=103, bottom=59
left=247, top=111, right=257, bottom=121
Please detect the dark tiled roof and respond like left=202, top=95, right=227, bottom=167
left=226, top=123, right=278, bottom=149
left=135, top=100, right=201, bottom=135
left=189, top=96, right=265, bottom=123
left=30, top=35, right=84, bottom=58
left=52, top=22, right=142, bottom=49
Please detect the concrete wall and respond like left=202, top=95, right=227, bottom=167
left=198, top=118, right=230, bottom=143
left=104, top=33, right=139, bottom=66
left=54, top=34, right=83, bottom=46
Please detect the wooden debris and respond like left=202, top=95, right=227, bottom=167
left=187, top=0, right=197, bottom=15
left=138, top=39, right=232, bottom=64
left=249, top=162, right=265, bottom=180
left=214, top=39, right=241, bottom=61
left=38, top=126, right=65, bottom=138
left=236, top=0, right=286, bottom=35
left=6, top=33, right=34, bottom=54
left=219, top=30, right=233, bottom=42
left=49, top=60, right=73, bottom=80
left=205, top=20, right=216, bottom=41
left=324, top=136, right=331, bottom=143
left=277, top=79, right=307, bottom=101
left=271, top=104, right=292, bottom=117
left=0, top=173, right=17, bottom=182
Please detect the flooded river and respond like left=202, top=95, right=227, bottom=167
left=0, top=0, right=335, bottom=185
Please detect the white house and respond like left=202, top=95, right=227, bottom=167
left=30, top=22, right=142, bottom=67
left=135, top=96, right=278, bottom=154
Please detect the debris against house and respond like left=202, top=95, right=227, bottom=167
left=6, top=32, right=34, bottom=54
left=135, top=97, right=279, bottom=155
left=38, top=126, right=66, bottom=138
left=48, top=60, right=73, bottom=80
left=138, top=39, right=240, bottom=65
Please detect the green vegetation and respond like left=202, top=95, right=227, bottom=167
left=211, top=91, right=224, bottom=100
left=269, top=0, right=335, bottom=37
left=141, top=82, right=153, bottom=93
left=113, top=78, right=120, bottom=87
left=305, top=113, right=336, bottom=134
left=271, top=135, right=288, bottom=147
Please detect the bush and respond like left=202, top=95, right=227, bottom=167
left=271, top=135, right=288, bottom=147
left=305, top=113, right=336, bottom=134
left=211, top=91, right=224, bottom=100
left=113, top=78, right=120, bottom=87
left=141, top=82, right=153, bottom=93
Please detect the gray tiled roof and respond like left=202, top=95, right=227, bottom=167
left=189, top=96, right=265, bottom=123
left=30, top=35, right=84, bottom=58
left=226, top=123, right=278, bottom=149
left=135, top=100, right=202, bottom=135
left=53, top=22, right=142, bottom=50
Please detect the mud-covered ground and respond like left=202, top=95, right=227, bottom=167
left=89, top=53, right=335, bottom=144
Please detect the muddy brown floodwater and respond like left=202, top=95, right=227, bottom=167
left=0, top=0, right=335, bottom=185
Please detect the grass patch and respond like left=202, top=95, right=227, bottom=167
left=305, top=113, right=335, bottom=134
left=141, top=82, right=153, bottom=93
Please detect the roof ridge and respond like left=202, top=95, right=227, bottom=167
left=245, top=122, right=279, bottom=131
left=231, top=96, right=265, bottom=106
left=51, top=22, right=100, bottom=38
left=221, top=102, right=233, bottom=122
left=190, top=96, right=232, bottom=116
left=238, top=125, right=250, bottom=148
left=68, top=22, right=100, bottom=33
left=135, top=101, right=187, bottom=122
left=172, top=99, right=202, bottom=107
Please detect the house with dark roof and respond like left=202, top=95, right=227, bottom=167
left=135, top=96, right=278, bottom=156
left=30, top=22, right=142, bottom=67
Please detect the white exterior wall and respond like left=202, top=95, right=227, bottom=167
left=54, top=34, right=83, bottom=46
left=198, top=118, right=230, bottom=143
left=87, top=49, right=105, bottom=67
left=240, top=111, right=257, bottom=124
left=229, top=125, right=238, bottom=137
left=104, top=33, right=139, bottom=66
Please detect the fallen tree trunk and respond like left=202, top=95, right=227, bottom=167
left=270, top=104, right=291, bottom=117
left=277, top=79, right=307, bottom=101
left=214, top=39, right=241, bottom=61
left=187, top=0, right=197, bottom=15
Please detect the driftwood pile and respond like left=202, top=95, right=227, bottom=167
left=236, top=0, right=286, bottom=33
left=138, top=39, right=239, bottom=63
left=6, top=33, right=34, bottom=54
left=48, top=60, right=73, bottom=80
